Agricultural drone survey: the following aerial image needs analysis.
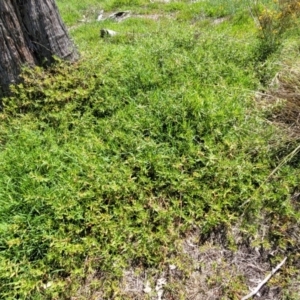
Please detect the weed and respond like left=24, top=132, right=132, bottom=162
left=250, top=0, right=300, bottom=60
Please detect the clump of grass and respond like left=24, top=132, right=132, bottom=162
left=250, top=0, right=300, bottom=59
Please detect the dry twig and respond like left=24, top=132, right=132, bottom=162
left=241, top=257, right=287, bottom=300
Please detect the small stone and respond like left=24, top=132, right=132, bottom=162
left=97, top=10, right=104, bottom=21
left=100, top=28, right=117, bottom=38
left=42, top=282, right=52, bottom=289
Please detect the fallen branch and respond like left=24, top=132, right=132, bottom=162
left=241, top=257, right=287, bottom=300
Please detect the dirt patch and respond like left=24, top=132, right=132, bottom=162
left=134, top=14, right=174, bottom=21
left=73, top=222, right=300, bottom=299
left=212, top=17, right=229, bottom=25
left=118, top=228, right=297, bottom=299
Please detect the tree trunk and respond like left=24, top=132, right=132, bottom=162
left=0, top=0, right=78, bottom=92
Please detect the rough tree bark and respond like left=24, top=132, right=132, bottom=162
left=0, top=0, right=78, bottom=92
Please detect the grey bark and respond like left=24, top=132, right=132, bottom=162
left=0, top=0, right=78, bottom=92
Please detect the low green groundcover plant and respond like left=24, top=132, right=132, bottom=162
left=0, top=0, right=299, bottom=298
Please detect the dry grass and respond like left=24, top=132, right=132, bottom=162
left=258, top=58, right=300, bottom=139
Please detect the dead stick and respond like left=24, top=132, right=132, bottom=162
left=241, top=257, right=287, bottom=300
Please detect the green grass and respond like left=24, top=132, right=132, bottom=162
left=0, top=0, right=299, bottom=298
